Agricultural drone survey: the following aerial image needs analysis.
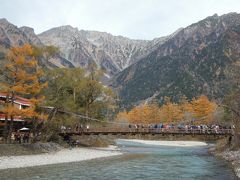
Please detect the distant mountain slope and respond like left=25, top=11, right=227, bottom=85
left=112, top=13, right=240, bottom=107
left=0, top=18, right=74, bottom=68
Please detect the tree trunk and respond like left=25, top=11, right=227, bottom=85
left=8, top=115, right=14, bottom=143
left=3, top=94, right=9, bottom=143
left=8, top=92, right=15, bottom=143
left=31, top=117, right=37, bottom=141
left=85, top=103, right=89, bottom=117
left=47, top=107, right=58, bottom=122
left=3, top=114, right=8, bottom=143
left=233, top=118, right=240, bottom=148
left=73, top=88, right=76, bottom=103
left=85, top=109, right=89, bottom=117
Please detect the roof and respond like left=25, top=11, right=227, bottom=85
left=0, top=92, right=31, bottom=106
left=0, top=114, right=25, bottom=122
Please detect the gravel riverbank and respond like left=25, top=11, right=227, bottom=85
left=0, top=145, right=122, bottom=170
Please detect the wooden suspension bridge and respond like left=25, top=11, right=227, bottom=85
left=60, top=128, right=233, bottom=136
left=43, top=108, right=234, bottom=138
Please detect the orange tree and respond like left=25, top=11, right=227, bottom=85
left=127, top=105, right=143, bottom=124
left=159, top=97, right=183, bottom=124
left=178, top=96, right=194, bottom=122
left=116, top=110, right=129, bottom=123
left=191, top=95, right=217, bottom=124
left=148, top=101, right=162, bottom=124
left=0, top=44, right=47, bottom=142
left=116, top=95, right=218, bottom=126
left=126, top=104, right=159, bottom=124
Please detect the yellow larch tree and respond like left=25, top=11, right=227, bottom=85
left=147, top=101, right=161, bottom=124
left=115, top=95, right=218, bottom=126
left=159, top=97, right=183, bottom=124
left=130, top=105, right=142, bottom=124
left=116, top=110, right=129, bottom=123
left=0, top=44, right=47, bottom=142
left=126, top=103, right=160, bottom=124
left=191, top=95, right=217, bottom=124
left=179, top=96, right=194, bottom=122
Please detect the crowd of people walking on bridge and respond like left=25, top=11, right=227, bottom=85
left=60, top=124, right=90, bottom=133
left=60, top=122, right=233, bottom=135
left=128, top=123, right=233, bottom=134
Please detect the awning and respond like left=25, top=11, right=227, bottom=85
left=19, top=127, right=30, bottom=131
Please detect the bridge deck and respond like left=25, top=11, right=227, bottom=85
left=60, top=128, right=233, bottom=136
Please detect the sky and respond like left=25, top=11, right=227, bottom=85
left=1, top=0, right=240, bottom=40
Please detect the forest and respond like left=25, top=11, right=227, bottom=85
left=0, top=44, right=239, bottom=148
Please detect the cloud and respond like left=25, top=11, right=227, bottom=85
left=0, top=0, right=240, bottom=39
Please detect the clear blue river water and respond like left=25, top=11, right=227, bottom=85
left=0, top=140, right=238, bottom=180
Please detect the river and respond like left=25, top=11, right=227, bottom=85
left=0, top=140, right=237, bottom=180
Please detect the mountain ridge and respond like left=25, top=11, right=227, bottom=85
left=0, top=13, right=240, bottom=107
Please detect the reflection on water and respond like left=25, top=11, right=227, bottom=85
left=0, top=140, right=237, bottom=180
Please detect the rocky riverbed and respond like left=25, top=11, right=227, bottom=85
left=213, top=149, right=240, bottom=178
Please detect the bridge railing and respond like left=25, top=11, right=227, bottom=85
left=68, top=127, right=233, bottom=135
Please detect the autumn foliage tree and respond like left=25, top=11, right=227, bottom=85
left=0, top=44, right=47, bottom=142
left=116, top=95, right=217, bottom=125
left=160, top=97, right=183, bottom=123
left=80, top=64, right=105, bottom=117
left=128, top=104, right=151, bottom=124
left=179, top=96, right=194, bottom=122
left=45, top=64, right=116, bottom=121
left=116, top=110, right=129, bottom=123
left=191, top=95, right=217, bottom=124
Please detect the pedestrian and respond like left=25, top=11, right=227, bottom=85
left=79, top=124, right=83, bottom=133
left=20, top=132, right=24, bottom=143
left=11, top=132, right=15, bottom=143
left=26, top=132, right=30, bottom=143
left=228, top=136, right=232, bottom=147
left=75, top=124, right=79, bottom=132
left=86, top=124, right=90, bottom=132
left=15, top=131, right=21, bottom=143
left=61, top=125, right=66, bottom=133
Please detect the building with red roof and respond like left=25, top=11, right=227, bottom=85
left=0, top=92, right=32, bottom=134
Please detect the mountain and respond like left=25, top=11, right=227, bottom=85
left=0, top=18, right=33, bottom=49
left=0, top=18, right=181, bottom=78
left=1, top=13, right=240, bottom=107
left=38, top=26, right=183, bottom=77
left=112, top=13, right=240, bottom=107
left=19, top=26, right=43, bottom=46
left=38, top=26, right=151, bottom=76
left=0, top=18, right=74, bottom=68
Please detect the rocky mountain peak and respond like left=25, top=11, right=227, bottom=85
left=0, top=18, right=10, bottom=24
left=38, top=26, right=153, bottom=76
left=0, top=19, right=30, bottom=48
left=19, top=26, right=42, bottom=46
left=19, top=26, right=35, bottom=35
